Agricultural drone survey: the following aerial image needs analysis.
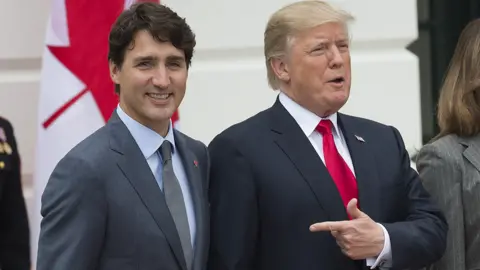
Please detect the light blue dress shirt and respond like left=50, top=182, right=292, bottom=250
left=116, top=105, right=196, bottom=247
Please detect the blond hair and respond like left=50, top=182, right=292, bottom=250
left=264, top=0, right=354, bottom=90
left=435, top=18, right=480, bottom=140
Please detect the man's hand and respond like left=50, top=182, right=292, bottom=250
left=309, top=199, right=385, bottom=260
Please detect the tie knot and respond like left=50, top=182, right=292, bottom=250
left=316, top=119, right=333, bottom=135
left=159, top=140, right=173, bottom=163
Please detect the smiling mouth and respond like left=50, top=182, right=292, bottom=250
left=146, top=93, right=172, bottom=100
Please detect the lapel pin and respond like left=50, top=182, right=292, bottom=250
left=0, top=161, right=4, bottom=169
left=193, top=160, right=199, bottom=167
left=354, top=135, right=365, bottom=143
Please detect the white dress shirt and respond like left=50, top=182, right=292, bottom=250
left=116, top=105, right=196, bottom=248
left=279, top=92, right=392, bottom=269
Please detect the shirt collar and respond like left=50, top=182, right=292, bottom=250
left=278, top=92, right=340, bottom=137
left=116, top=104, right=176, bottom=159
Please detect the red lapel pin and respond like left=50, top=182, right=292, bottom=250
left=193, top=160, right=199, bottom=167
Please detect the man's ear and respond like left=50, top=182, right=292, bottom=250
left=270, top=57, right=290, bottom=83
left=109, top=61, right=121, bottom=84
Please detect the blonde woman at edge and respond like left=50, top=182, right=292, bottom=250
left=416, top=18, right=480, bottom=270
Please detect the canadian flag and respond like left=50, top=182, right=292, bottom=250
left=32, top=0, right=178, bottom=266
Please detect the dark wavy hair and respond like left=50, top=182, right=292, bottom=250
left=108, top=2, right=196, bottom=94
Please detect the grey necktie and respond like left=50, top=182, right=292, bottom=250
left=159, top=140, right=193, bottom=269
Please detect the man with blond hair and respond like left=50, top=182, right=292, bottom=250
left=207, top=1, right=447, bottom=269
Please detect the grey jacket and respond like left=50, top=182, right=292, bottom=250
left=417, top=134, right=480, bottom=270
left=37, top=112, right=210, bottom=270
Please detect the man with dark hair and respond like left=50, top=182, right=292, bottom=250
left=0, top=116, right=30, bottom=270
left=37, top=3, right=209, bottom=270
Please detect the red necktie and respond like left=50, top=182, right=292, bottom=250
left=316, top=119, right=358, bottom=218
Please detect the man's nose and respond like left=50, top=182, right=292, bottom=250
left=329, top=45, right=344, bottom=68
left=152, top=65, right=170, bottom=88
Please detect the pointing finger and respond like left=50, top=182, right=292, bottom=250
left=310, top=221, right=348, bottom=232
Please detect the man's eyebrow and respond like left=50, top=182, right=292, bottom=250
left=166, top=55, right=186, bottom=61
left=133, top=55, right=159, bottom=63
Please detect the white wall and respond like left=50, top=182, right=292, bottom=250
left=0, top=0, right=420, bottom=265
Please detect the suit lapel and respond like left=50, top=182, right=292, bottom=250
left=337, top=114, right=381, bottom=221
left=461, top=136, right=480, bottom=173
left=269, top=100, right=347, bottom=221
left=107, top=112, right=187, bottom=270
left=174, top=130, right=206, bottom=270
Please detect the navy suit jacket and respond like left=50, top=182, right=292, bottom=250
left=207, top=98, right=447, bottom=270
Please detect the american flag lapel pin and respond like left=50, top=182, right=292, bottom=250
left=193, top=160, right=199, bottom=167
left=354, top=135, right=365, bottom=143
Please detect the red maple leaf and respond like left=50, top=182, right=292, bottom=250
left=43, top=0, right=179, bottom=128
left=44, top=0, right=124, bottom=128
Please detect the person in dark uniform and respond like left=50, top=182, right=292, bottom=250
left=0, top=116, right=30, bottom=270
